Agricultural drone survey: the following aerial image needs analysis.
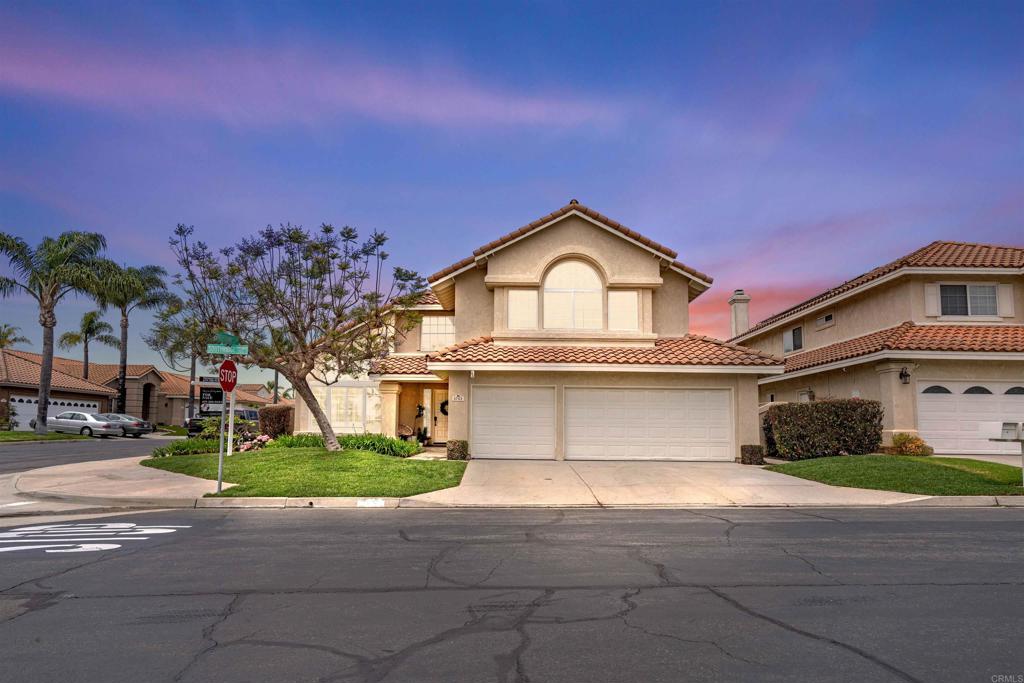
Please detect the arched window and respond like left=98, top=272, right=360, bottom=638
left=963, top=386, right=993, bottom=395
left=1005, top=387, right=1024, bottom=395
left=543, top=260, right=602, bottom=329
left=921, top=385, right=952, bottom=394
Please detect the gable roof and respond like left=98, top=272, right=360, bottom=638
left=734, top=240, right=1024, bottom=342
left=426, top=200, right=713, bottom=286
left=0, top=349, right=117, bottom=395
left=6, top=350, right=161, bottom=386
left=426, top=336, right=781, bottom=370
left=159, top=371, right=271, bottom=405
left=783, top=322, right=1024, bottom=373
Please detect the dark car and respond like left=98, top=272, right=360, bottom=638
left=97, top=414, right=153, bottom=437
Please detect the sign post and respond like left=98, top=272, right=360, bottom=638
left=216, top=359, right=239, bottom=494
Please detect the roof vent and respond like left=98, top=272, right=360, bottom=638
left=569, top=198, right=579, bottom=205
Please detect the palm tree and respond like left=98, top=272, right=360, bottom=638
left=96, top=263, right=176, bottom=413
left=0, top=232, right=106, bottom=434
left=0, top=324, right=30, bottom=350
left=262, top=379, right=294, bottom=403
left=58, top=310, right=120, bottom=380
left=144, top=299, right=206, bottom=420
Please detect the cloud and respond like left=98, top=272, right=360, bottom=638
left=0, top=25, right=624, bottom=130
left=689, top=280, right=836, bottom=340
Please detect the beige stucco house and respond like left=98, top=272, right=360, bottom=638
left=294, top=201, right=783, bottom=460
left=729, top=241, right=1024, bottom=454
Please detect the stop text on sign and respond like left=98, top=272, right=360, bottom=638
left=219, top=359, right=238, bottom=393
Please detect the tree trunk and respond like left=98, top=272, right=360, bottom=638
left=117, top=312, right=129, bottom=413
left=35, top=311, right=56, bottom=436
left=82, top=338, right=90, bottom=380
left=290, top=375, right=340, bottom=451
left=273, top=369, right=279, bottom=404
left=187, top=353, right=197, bottom=422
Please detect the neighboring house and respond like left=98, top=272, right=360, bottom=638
left=1, top=350, right=270, bottom=428
left=729, top=241, right=1024, bottom=454
left=295, top=200, right=783, bottom=461
left=0, top=349, right=116, bottom=429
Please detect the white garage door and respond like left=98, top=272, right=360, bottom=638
left=471, top=386, right=556, bottom=459
left=917, top=381, right=1024, bottom=454
left=565, top=388, right=733, bottom=460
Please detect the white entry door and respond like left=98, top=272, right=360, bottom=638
left=917, top=381, right=1024, bottom=454
left=565, top=388, right=733, bottom=460
left=471, top=386, right=556, bottom=459
left=431, top=389, right=449, bottom=443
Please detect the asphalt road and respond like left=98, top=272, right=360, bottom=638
left=0, top=436, right=167, bottom=475
left=1, top=507, right=1023, bottom=682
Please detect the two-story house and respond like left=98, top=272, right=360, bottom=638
left=730, top=241, right=1024, bottom=454
left=294, top=201, right=784, bottom=460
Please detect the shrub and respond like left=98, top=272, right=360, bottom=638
left=889, top=432, right=934, bottom=456
left=738, top=444, right=765, bottom=465
left=763, top=399, right=883, bottom=461
left=447, top=440, right=470, bottom=461
left=258, top=404, right=294, bottom=438
left=151, top=438, right=220, bottom=458
left=267, top=432, right=421, bottom=457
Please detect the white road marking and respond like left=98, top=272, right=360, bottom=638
left=0, top=522, right=190, bottom=554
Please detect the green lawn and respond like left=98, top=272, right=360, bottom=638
left=141, top=447, right=467, bottom=497
left=0, top=431, right=88, bottom=443
left=768, top=455, right=1024, bottom=496
left=157, top=424, right=188, bottom=436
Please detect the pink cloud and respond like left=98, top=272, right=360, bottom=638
left=0, top=27, right=623, bottom=130
left=689, top=280, right=836, bottom=340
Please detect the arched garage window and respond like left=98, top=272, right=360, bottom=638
left=921, top=385, right=952, bottom=394
left=963, top=386, right=993, bottom=395
left=543, top=260, right=602, bottom=330
left=1006, top=387, right=1024, bottom=395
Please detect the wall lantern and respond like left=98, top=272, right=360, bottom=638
left=899, top=367, right=911, bottom=384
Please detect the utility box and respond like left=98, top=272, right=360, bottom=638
left=1001, top=422, right=1022, bottom=441
left=979, top=421, right=1022, bottom=440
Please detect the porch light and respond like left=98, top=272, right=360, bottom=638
left=899, top=367, right=911, bottom=384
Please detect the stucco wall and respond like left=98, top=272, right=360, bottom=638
left=443, top=370, right=759, bottom=460
left=454, top=268, right=493, bottom=340
left=651, top=271, right=691, bottom=336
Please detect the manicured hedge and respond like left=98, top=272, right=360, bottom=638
left=258, top=404, right=294, bottom=438
left=763, top=399, right=883, bottom=461
left=152, top=438, right=220, bottom=458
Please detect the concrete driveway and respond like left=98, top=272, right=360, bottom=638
left=411, top=460, right=924, bottom=507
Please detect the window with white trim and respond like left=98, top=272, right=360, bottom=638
left=607, top=290, right=639, bottom=331
left=420, top=315, right=455, bottom=351
left=543, top=260, right=602, bottom=330
left=783, top=326, right=803, bottom=353
left=507, top=289, right=538, bottom=330
left=940, top=284, right=997, bottom=316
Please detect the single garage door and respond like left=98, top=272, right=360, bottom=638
left=471, top=386, right=556, bottom=459
left=565, top=388, right=733, bottom=460
left=917, top=381, right=1024, bottom=454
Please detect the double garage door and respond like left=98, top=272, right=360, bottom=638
left=917, top=380, right=1024, bottom=454
left=471, top=386, right=733, bottom=461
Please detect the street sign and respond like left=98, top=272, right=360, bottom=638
left=218, top=360, right=238, bottom=393
left=198, top=375, right=219, bottom=385
left=214, top=331, right=241, bottom=345
left=199, top=387, right=224, bottom=403
left=206, top=343, right=249, bottom=355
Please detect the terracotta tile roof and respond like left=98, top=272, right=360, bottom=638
left=6, top=350, right=160, bottom=385
left=159, top=372, right=271, bottom=405
left=371, top=355, right=431, bottom=375
left=0, top=350, right=116, bottom=395
left=784, top=322, right=1024, bottom=372
left=427, top=336, right=781, bottom=368
left=413, top=290, right=439, bottom=306
left=739, top=241, right=1024, bottom=339
left=427, top=201, right=712, bottom=285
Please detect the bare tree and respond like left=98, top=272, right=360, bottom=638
left=170, top=223, right=422, bottom=451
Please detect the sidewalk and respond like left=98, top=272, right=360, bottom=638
left=10, top=455, right=1024, bottom=509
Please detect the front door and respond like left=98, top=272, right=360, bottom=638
left=431, top=389, right=449, bottom=443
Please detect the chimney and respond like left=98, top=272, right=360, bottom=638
left=728, top=289, right=751, bottom=337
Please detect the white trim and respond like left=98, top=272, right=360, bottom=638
left=428, top=209, right=713, bottom=290
left=407, top=304, right=445, bottom=311
left=429, top=361, right=783, bottom=374
left=732, top=265, right=1024, bottom=343
left=371, top=374, right=446, bottom=383
left=759, top=349, right=1024, bottom=384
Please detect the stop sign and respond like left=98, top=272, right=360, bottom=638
left=218, top=359, right=238, bottom=393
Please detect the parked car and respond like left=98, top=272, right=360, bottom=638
left=186, top=409, right=260, bottom=438
left=31, top=411, right=122, bottom=437
left=97, top=414, right=153, bottom=438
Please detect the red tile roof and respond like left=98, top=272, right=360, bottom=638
left=371, top=355, right=431, bottom=375
left=784, top=322, right=1024, bottom=372
left=6, top=350, right=160, bottom=386
left=427, top=201, right=712, bottom=285
left=739, top=241, right=1024, bottom=339
left=160, top=372, right=271, bottom=405
left=0, top=350, right=116, bottom=395
left=427, top=336, right=781, bottom=368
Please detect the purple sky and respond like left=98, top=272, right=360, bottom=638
left=1, top=1, right=1021, bottom=381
